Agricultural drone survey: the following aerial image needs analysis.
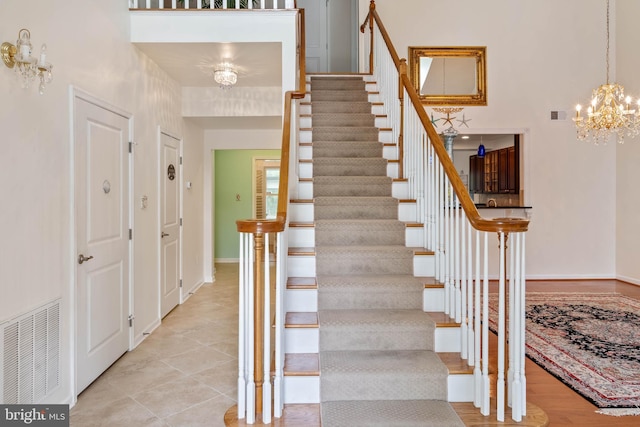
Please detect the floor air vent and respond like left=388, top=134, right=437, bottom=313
left=1, top=300, right=60, bottom=404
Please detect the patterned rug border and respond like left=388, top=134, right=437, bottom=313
left=489, top=292, right=640, bottom=409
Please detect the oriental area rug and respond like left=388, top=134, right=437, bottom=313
left=489, top=292, right=640, bottom=416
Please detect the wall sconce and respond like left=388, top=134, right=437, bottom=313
left=1, top=29, right=53, bottom=95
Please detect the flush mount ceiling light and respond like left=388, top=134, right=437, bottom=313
left=1, top=28, right=53, bottom=95
left=213, top=62, right=238, bottom=89
left=573, top=0, right=640, bottom=144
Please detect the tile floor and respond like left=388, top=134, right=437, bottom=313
left=71, top=264, right=240, bottom=427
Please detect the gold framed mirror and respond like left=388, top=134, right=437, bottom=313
left=408, top=46, right=487, bottom=106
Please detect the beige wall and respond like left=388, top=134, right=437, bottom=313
left=0, top=0, right=205, bottom=404
left=360, top=0, right=622, bottom=280
left=616, top=0, right=640, bottom=285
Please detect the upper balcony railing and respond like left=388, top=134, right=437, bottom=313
left=129, top=0, right=295, bottom=10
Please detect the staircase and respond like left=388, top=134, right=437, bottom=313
left=284, top=76, right=468, bottom=426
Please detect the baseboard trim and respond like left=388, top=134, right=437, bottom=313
left=133, top=318, right=161, bottom=349
left=182, top=280, right=205, bottom=303
left=616, top=275, right=640, bottom=287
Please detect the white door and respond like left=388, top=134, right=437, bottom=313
left=160, top=132, right=181, bottom=318
left=298, top=0, right=328, bottom=72
left=74, top=96, right=130, bottom=393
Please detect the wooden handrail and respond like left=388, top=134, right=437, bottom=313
left=237, top=7, right=307, bottom=234
left=298, top=8, right=306, bottom=92
left=362, top=3, right=528, bottom=234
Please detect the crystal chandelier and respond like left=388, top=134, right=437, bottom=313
left=573, top=0, right=640, bottom=144
left=213, top=62, right=238, bottom=89
left=1, top=29, right=53, bottom=95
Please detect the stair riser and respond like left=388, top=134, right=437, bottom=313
left=302, top=92, right=380, bottom=104
left=315, top=227, right=405, bottom=246
left=312, top=144, right=384, bottom=159
left=289, top=225, right=421, bottom=248
left=300, top=116, right=384, bottom=128
left=284, top=290, right=317, bottom=313
left=314, top=203, right=398, bottom=220
left=289, top=227, right=314, bottom=247
left=284, top=377, right=319, bottom=404
left=392, top=180, right=409, bottom=199
left=424, top=287, right=446, bottom=312
left=383, top=144, right=398, bottom=160
left=434, top=327, right=462, bottom=352
left=319, top=330, right=434, bottom=352
left=321, top=373, right=447, bottom=401
left=299, top=162, right=396, bottom=179
left=312, top=129, right=380, bottom=142
left=282, top=376, right=475, bottom=404
left=284, top=288, right=317, bottom=312
left=318, top=291, right=422, bottom=310
left=399, top=202, right=417, bottom=222
left=406, top=226, right=424, bottom=247
left=314, top=183, right=392, bottom=198
left=310, top=80, right=366, bottom=91
left=285, top=328, right=318, bottom=353
left=302, top=116, right=387, bottom=128
left=311, top=91, right=369, bottom=102
left=282, top=373, right=475, bottom=404
left=289, top=203, right=314, bottom=222
left=313, top=162, right=388, bottom=177
left=448, top=375, right=475, bottom=402
left=414, top=254, right=435, bottom=277
left=287, top=255, right=316, bottom=278
left=316, top=256, right=413, bottom=276
left=305, top=102, right=376, bottom=114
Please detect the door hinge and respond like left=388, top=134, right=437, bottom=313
left=179, top=279, right=183, bottom=288
left=129, top=142, right=133, bottom=153
left=129, top=229, right=132, bottom=240
left=179, top=156, right=183, bottom=165
left=128, top=314, right=135, bottom=327
left=180, top=218, right=183, bottom=226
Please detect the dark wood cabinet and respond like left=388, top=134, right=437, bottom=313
left=484, top=150, right=499, bottom=193
left=468, top=155, right=485, bottom=193
left=468, top=142, right=519, bottom=194
left=506, top=145, right=518, bottom=193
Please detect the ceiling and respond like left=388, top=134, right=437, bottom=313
left=135, top=41, right=283, bottom=129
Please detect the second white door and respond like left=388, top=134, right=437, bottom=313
left=160, top=132, right=181, bottom=318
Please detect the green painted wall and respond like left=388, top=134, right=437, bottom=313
left=214, top=150, right=281, bottom=260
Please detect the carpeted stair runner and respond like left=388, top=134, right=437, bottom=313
left=310, top=76, right=464, bottom=426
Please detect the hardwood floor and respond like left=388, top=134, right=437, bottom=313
left=227, top=280, right=640, bottom=426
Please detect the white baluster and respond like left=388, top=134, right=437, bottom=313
left=466, top=220, right=474, bottom=365
left=473, top=229, right=482, bottom=408
left=274, top=231, right=285, bottom=417
left=237, top=233, right=247, bottom=418
left=497, top=231, right=506, bottom=422
left=262, top=233, right=272, bottom=424
left=246, top=235, right=256, bottom=424
left=481, top=232, right=490, bottom=415
left=511, top=232, right=523, bottom=421
left=520, top=234, right=527, bottom=416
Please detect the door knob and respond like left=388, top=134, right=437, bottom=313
left=78, top=254, right=94, bottom=265
left=161, top=232, right=170, bottom=238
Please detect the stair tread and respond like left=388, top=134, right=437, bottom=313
left=320, top=349, right=447, bottom=375
left=288, top=247, right=315, bottom=256
left=285, top=353, right=319, bottom=376
left=287, top=277, right=317, bottom=289
left=426, top=312, right=462, bottom=327
left=318, top=309, right=435, bottom=329
left=438, top=352, right=475, bottom=375
left=321, top=400, right=464, bottom=427
left=286, top=312, right=318, bottom=327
